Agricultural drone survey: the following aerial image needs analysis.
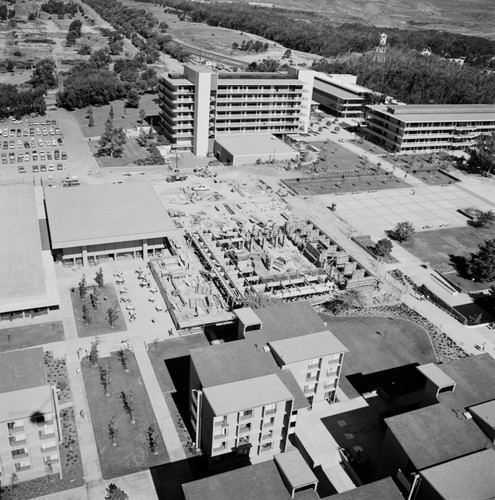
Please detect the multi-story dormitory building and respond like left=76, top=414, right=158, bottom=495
left=365, top=104, right=495, bottom=154
left=158, top=65, right=314, bottom=156
left=188, top=302, right=347, bottom=468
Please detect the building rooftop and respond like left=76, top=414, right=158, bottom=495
left=234, top=307, right=262, bottom=327
left=367, top=104, right=495, bottom=123
left=246, top=301, right=328, bottom=345
left=314, top=72, right=372, bottom=95
left=190, top=339, right=280, bottom=388
left=321, top=478, right=403, bottom=500
left=0, top=385, right=53, bottom=422
left=420, top=449, right=495, bottom=500
left=385, top=404, right=488, bottom=470
left=0, top=184, right=46, bottom=310
left=469, top=399, right=495, bottom=431
left=0, top=347, right=46, bottom=393
left=44, top=182, right=175, bottom=249
left=269, top=331, right=347, bottom=365
left=203, top=373, right=293, bottom=415
left=437, top=353, right=495, bottom=410
left=274, top=450, right=318, bottom=491
left=182, top=461, right=295, bottom=500
left=313, top=79, right=365, bottom=101
left=217, top=78, right=303, bottom=86
left=214, top=134, right=297, bottom=157
left=417, top=363, right=456, bottom=389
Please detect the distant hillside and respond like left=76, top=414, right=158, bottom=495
left=234, top=0, right=495, bottom=40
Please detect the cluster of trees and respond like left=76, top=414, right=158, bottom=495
left=248, top=58, right=287, bottom=72
left=148, top=0, right=495, bottom=68
left=232, top=39, right=268, bottom=53
left=30, top=58, right=57, bottom=89
left=314, top=49, right=495, bottom=105
left=463, top=134, right=495, bottom=176
left=66, top=19, right=82, bottom=46
left=0, top=84, right=46, bottom=119
left=97, top=107, right=127, bottom=157
left=40, top=0, right=79, bottom=16
left=466, top=239, right=495, bottom=283
left=0, top=4, right=15, bottom=20
left=134, top=129, right=167, bottom=165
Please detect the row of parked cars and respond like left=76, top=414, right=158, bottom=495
left=18, top=164, right=66, bottom=173
left=2, top=149, right=67, bottom=164
left=2, top=137, right=64, bottom=150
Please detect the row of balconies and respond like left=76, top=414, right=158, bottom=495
left=217, top=87, right=302, bottom=94
left=215, top=112, right=299, bottom=120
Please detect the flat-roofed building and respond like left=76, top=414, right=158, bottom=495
left=0, top=184, right=59, bottom=318
left=189, top=339, right=308, bottom=467
left=312, top=73, right=373, bottom=119
left=213, top=134, right=299, bottom=166
left=365, top=104, right=495, bottom=154
left=158, top=65, right=314, bottom=156
left=0, top=349, right=62, bottom=483
left=44, top=182, right=175, bottom=266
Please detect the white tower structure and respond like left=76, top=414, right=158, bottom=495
left=374, top=33, right=387, bottom=63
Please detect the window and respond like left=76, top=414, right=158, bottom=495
left=12, top=448, right=28, bottom=458
left=261, top=442, right=272, bottom=452
left=9, top=433, right=27, bottom=445
left=15, top=461, right=31, bottom=472
left=306, top=371, right=318, bottom=382
left=265, top=403, right=277, bottom=415
left=239, top=423, right=251, bottom=434
left=241, top=409, right=253, bottom=419
left=7, top=420, right=24, bottom=431
left=308, top=358, right=320, bottom=369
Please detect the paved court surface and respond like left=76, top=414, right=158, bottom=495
left=321, top=184, right=494, bottom=238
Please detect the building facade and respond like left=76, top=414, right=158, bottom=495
left=158, top=66, right=314, bottom=156
left=365, top=104, right=495, bottom=154
left=312, top=73, right=372, bottom=119
left=0, top=386, right=62, bottom=482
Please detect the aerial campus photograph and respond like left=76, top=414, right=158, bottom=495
left=0, top=0, right=495, bottom=499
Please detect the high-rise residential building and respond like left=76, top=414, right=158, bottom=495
left=365, top=104, right=495, bottom=154
left=158, top=65, right=314, bottom=156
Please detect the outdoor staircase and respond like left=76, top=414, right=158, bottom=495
left=317, top=449, right=342, bottom=469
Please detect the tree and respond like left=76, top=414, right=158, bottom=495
left=108, top=40, right=124, bottom=55
left=467, top=133, right=495, bottom=176
left=105, top=483, right=128, bottom=500
left=109, top=104, right=114, bottom=120
left=45, top=459, right=53, bottom=482
left=283, top=49, right=292, bottom=58
left=87, top=105, right=94, bottom=127
left=10, top=472, right=19, bottom=493
left=388, top=222, right=415, bottom=242
left=28, top=12, right=36, bottom=21
left=81, top=304, right=92, bottom=324
left=78, top=275, right=88, bottom=299
left=120, top=391, right=135, bottom=423
left=99, top=364, right=112, bottom=396
left=108, top=416, right=119, bottom=446
left=89, top=48, right=111, bottom=69
left=78, top=44, right=92, bottom=55
left=68, top=19, right=83, bottom=35
left=139, top=108, right=146, bottom=123
left=6, top=59, right=14, bottom=72
left=30, top=58, right=57, bottom=89
left=240, top=292, right=283, bottom=309
left=90, top=288, right=99, bottom=310
left=106, top=306, right=119, bottom=327
left=89, top=336, right=100, bottom=365
left=95, top=267, right=104, bottom=287
left=374, top=238, right=393, bottom=258
left=147, top=424, right=158, bottom=454
left=489, top=285, right=495, bottom=300
left=117, top=348, right=129, bottom=372
left=125, top=89, right=140, bottom=108
left=466, top=238, right=495, bottom=282
left=474, top=210, right=495, bottom=229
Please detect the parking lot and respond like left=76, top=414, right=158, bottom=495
left=1, top=117, right=68, bottom=174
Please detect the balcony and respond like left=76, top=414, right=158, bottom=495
left=214, top=433, right=228, bottom=441
left=213, top=443, right=227, bottom=453
left=238, top=436, right=250, bottom=445
left=306, top=374, right=319, bottom=382
left=214, top=420, right=229, bottom=428
left=238, top=424, right=251, bottom=434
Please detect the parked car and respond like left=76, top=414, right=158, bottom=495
left=40, top=164, right=47, bottom=172
left=32, top=164, right=39, bottom=172
left=191, top=184, right=210, bottom=192
left=48, top=164, right=55, bottom=171
left=61, top=151, right=67, bottom=160
left=18, top=166, right=26, bottom=173
left=56, top=163, right=64, bottom=170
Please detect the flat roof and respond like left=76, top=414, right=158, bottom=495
left=420, top=449, right=495, bottom=500
left=385, top=404, right=488, bottom=470
left=234, top=307, right=262, bottom=326
left=274, top=450, right=317, bottom=490
left=0, top=385, right=53, bottom=422
left=190, top=339, right=280, bottom=388
left=367, top=104, right=495, bottom=123
left=203, top=373, right=293, bottom=415
left=247, top=301, right=328, bottom=345
left=270, top=331, right=347, bottom=365
left=314, top=72, right=372, bottom=94
left=417, top=363, right=456, bottom=388
left=217, top=78, right=303, bottom=86
left=438, top=354, right=495, bottom=409
left=0, top=184, right=46, bottom=307
left=313, top=79, right=365, bottom=101
left=182, top=461, right=292, bottom=500
left=214, top=134, right=297, bottom=157
left=469, top=399, right=495, bottom=430
left=322, top=478, right=403, bottom=500
left=0, top=347, right=46, bottom=393
left=44, top=182, right=175, bottom=249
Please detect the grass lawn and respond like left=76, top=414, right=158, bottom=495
left=401, top=226, right=495, bottom=292
left=0, top=322, right=64, bottom=353
left=82, top=352, right=169, bottom=479
left=69, top=95, right=160, bottom=138
left=89, top=138, right=149, bottom=168
left=320, top=315, right=436, bottom=397
left=284, top=174, right=408, bottom=195
left=70, top=284, right=126, bottom=338
left=0, top=347, right=46, bottom=393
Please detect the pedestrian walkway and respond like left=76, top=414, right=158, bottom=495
left=134, top=350, right=187, bottom=462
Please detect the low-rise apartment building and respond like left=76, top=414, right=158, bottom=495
left=0, top=385, right=62, bottom=482
left=158, top=65, right=314, bottom=156
left=365, top=104, right=495, bottom=154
